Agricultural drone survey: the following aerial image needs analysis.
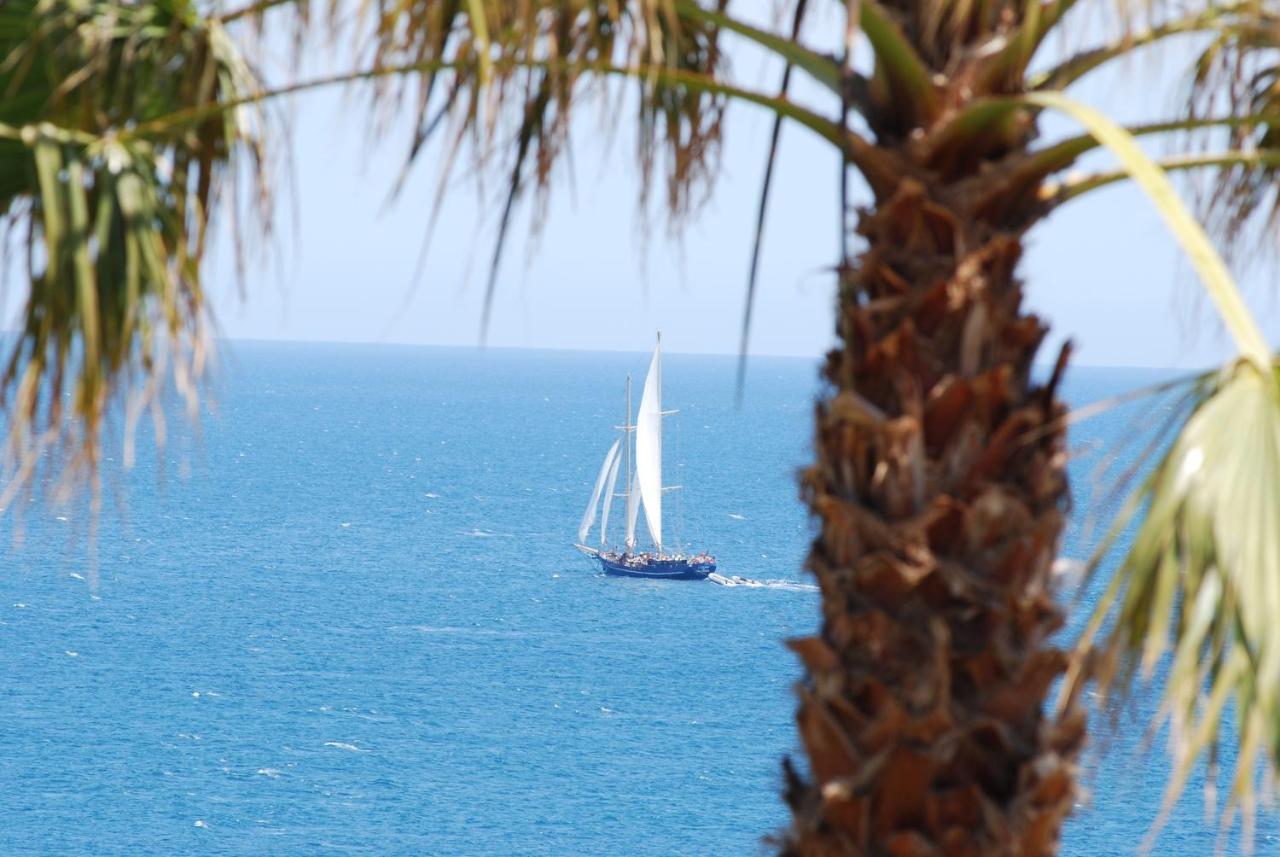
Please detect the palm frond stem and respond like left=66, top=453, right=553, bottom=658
left=123, top=58, right=849, bottom=150
left=857, top=0, right=939, bottom=127
left=977, top=0, right=1086, bottom=92
left=674, top=0, right=840, bottom=94
left=1030, top=1, right=1270, bottom=91
left=992, top=113, right=1280, bottom=199
left=1051, top=149, right=1280, bottom=203
left=217, top=0, right=297, bottom=23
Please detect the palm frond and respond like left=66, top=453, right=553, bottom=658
left=1073, top=359, right=1280, bottom=846
left=363, top=1, right=731, bottom=226
left=857, top=0, right=940, bottom=135
left=1050, top=148, right=1280, bottom=202
left=1182, top=13, right=1280, bottom=261
left=1029, top=0, right=1273, bottom=91
left=0, top=0, right=271, bottom=507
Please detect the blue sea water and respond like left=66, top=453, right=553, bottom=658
left=0, top=342, right=1274, bottom=855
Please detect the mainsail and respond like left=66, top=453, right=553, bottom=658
left=598, top=450, right=622, bottom=545
left=578, top=439, right=620, bottom=544
left=635, top=337, right=663, bottom=551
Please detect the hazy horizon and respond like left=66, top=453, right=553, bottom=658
left=204, top=334, right=1206, bottom=372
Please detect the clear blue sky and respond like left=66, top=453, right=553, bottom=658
left=198, top=5, right=1277, bottom=368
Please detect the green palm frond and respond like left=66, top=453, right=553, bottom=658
left=1075, top=359, right=1280, bottom=844
left=1029, top=0, right=1274, bottom=92
left=364, top=0, right=732, bottom=223
left=1185, top=32, right=1280, bottom=259
left=1029, top=0, right=1280, bottom=259
left=0, top=0, right=271, bottom=506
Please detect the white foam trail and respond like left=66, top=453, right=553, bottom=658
left=707, top=573, right=817, bottom=592
left=323, top=741, right=362, bottom=752
left=257, top=768, right=282, bottom=778
left=728, top=513, right=746, bottom=520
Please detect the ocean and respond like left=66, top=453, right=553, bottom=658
left=0, top=342, right=1273, bottom=855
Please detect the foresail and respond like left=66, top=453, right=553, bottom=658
left=599, top=449, right=622, bottom=545
left=635, top=340, right=663, bottom=549
left=578, top=439, right=620, bottom=544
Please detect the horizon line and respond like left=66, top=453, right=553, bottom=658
left=206, top=333, right=1203, bottom=372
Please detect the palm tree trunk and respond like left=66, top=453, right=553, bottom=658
left=782, top=177, right=1085, bottom=856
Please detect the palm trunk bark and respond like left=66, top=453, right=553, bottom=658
left=782, top=176, right=1085, bottom=856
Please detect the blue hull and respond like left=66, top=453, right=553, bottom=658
left=597, top=554, right=716, bottom=580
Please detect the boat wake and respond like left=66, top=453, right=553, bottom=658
left=707, top=573, right=817, bottom=592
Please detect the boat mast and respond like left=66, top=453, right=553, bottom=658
left=654, top=332, right=662, bottom=556
left=625, top=373, right=633, bottom=554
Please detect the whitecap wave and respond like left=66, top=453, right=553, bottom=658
left=410, top=624, right=523, bottom=638
left=323, top=741, right=362, bottom=752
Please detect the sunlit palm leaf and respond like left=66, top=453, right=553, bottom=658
left=1077, top=360, right=1280, bottom=844
left=0, top=0, right=270, bottom=506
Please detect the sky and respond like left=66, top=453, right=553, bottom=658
left=161, top=5, right=1280, bottom=368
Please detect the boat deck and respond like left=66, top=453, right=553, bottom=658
left=596, top=551, right=715, bottom=580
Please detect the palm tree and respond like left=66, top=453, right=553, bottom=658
left=3, top=1, right=1279, bottom=854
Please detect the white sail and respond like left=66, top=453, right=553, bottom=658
left=635, top=337, right=663, bottom=551
left=578, top=439, right=620, bottom=544
left=598, top=449, right=622, bottom=545
left=624, top=474, right=641, bottom=551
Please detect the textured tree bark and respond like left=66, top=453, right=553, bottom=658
left=781, top=176, right=1085, bottom=856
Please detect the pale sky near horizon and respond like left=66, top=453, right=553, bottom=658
left=31, top=4, right=1280, bottom=369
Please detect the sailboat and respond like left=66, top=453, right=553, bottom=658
left=574, top=333, right=717, bottom=580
